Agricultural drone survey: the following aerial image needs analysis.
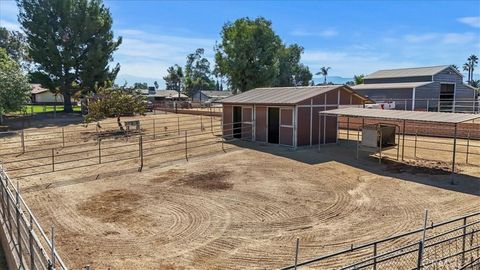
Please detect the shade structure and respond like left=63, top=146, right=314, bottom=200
left=319, top=107, right=480, bottom=123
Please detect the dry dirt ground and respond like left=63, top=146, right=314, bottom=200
left=1, top=113, right=479, bottom=269
left=6, top=145, right=480, bottom=269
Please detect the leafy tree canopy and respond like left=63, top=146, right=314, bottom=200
left=164, top=64, right=184, bottom=92
left=353, top=74, right=365, bottom=85
left=17, top=0, right=122, bottom=112
left=0, top=27, right=30, bottom=70
left=84, top=87, right=146, bottom=130
left=215, top=17, right=311, bottom=92
left=0, top=48, right=31, bottom=123
left=133, top=82, right=148, bottom=89
left=184, top=48, right=215, bottom=97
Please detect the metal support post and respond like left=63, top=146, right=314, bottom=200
left=138, top=136, right=143, bottom=172
left=346, top=117, right=350, bottom=142
left=184, top=131, right=188, bottom=161
left=51, top=226, right=55, bottom=269
left=200, top=115, right=204, bottom=131
left=416, top=241, right=423, bottom=269
left=98, top=139, right=102, bottom=164
left=51, top=149, right=55, bottom=172
left=62, top=128, right=65, bottom=147
left=29, top=214, right=34, bottom=270
left=177, top=116, right=180, bottom=135
left=402, top=120, right=406, bottom=161
left=153, top=119, right=156, bottom=139
left=16, top=185, right=23, bottom=268
left=379, top=130, right=382, bottom=164
left=294, top=238, right=299, bottom=270
left=414, top=130, right=418, bottom=159
left=451, top=123, right=458, bottom=184
left=373, top=242, right=378, bottom=270
left=21, top=130, right=25, bottom=153
left=461, top=217, right=467, bottom=264
left=466, top=132, right=470, bottom=164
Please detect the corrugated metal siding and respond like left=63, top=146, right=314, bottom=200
left=355, top=88, right=413, bottom=110
left=223, top=105, right=233, bottom=137
left=433, top=67, right=463, bottom=84
left=297, top=107, right=311, bottom=146
left=255, top=107, right=267, bottom=142
left=280, top=127, right=293, bottom=146
left=242, top=107, right=253, bottom=138
left=364, top=76, right=432, bottom=84
left=415, top=82, right=440, bottom=111
left=365, top=65, right=449, bottom=79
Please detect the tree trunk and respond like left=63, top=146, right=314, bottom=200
left=117, top=116, right=124, bottom=131
left=63, top=89, right=73, bottom=113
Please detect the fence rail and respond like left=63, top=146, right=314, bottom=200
left=280, top=211, right=480, bottom=270
left=0, top=165, right=68, bottom=270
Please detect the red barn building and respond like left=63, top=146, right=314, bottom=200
left=219, top=85, right=371, bottom=148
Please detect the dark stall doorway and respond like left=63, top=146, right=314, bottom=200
left=439, top=84, right=455, bottom=112
left=233, top=106, right=242, bottom=138
left=268, top=107, right=280, bottom=144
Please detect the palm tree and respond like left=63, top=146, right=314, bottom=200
left=316, top=67, right=331, bottom=84
left=464, top=63, right=471, bottom=82
left=467, top=55, right=478, bottom=85
left=353, top=74, right=365, bottom=85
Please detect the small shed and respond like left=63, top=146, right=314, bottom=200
left=219, top=85, right=371, bottom=148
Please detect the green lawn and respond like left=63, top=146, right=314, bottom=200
left=12, top=104, right=81, bottom=115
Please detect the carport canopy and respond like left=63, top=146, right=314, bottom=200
left=319, top=107, right=480, bottom=123
left=318, top=107, right=480, bottom=178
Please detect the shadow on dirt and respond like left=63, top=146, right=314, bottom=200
left=227, top=140, right=480, bottom=197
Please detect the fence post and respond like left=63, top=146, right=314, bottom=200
left=461, top=216, right=467, bottom=264
left=414, top=130, right=418, bottom=159
left=466, top=132, right=470, bottom=164
left=16, top=183, right=23, bottom=268
left=62, top=128, right=65, bottom=148
left=177, top=116, right=180, bottom=135
left=98, top=139, right=102, bottom=164
left=153, top=119, right=156, bottom=139
left=51, top=226, right=55, bottom=269
left=416, top=241, right=423, bottom=269
left=346, top=117, right=350, bottom=142
left=210, top=107, right=214, bottom=133
left=138, top=136, right=143, bottom=172
left=427, top=99, right=430, bottom=112
left=373, top=242, right=377, bottom=270
left=51, top=149, right=55, bottom=172
left=29, top=214, right=34, bottom=270
left=200, top=115, right=204, bottom=131
left=185, top=131, right=188, bottom=161
left=294, top=238, right=299, bottom=270
left=21, top=130, right=25, bottom=153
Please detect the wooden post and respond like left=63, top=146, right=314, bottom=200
left=184, top=131, right=188, bottom=161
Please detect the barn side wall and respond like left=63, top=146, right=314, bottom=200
left=222, top=105, right=233, bottom=137
left=255, top=106, right=267, bottom=142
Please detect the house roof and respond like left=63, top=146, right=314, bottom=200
left=320, top=107, right=480, bottom=124
left=352, top=82, right=433, bottom=90
left=30, top=84, right=49, bottom=94
left=365, top=65, right=458, bottom=79
left=151, top=90, right=188, bottom=99
left=220, top=85, right=371, bottom=105
left=201, top=90, right=232, bottom=98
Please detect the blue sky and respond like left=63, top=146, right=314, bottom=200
left=1, top=0, right=479, bottom=87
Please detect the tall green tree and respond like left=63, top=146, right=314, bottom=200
left=316, top=67, right=331, bottom=85
left=133, top=82, right=148, bottom=89
left=275, top=44, right=312, bottom=86
left=467, top=55, right=478, bottom=85
left=0, top=27, right=30, bottom=69
left=17, top=0, right=122, bottom=112
left=163, top=64, right=184, bottom=94
left=0, top=48, right=31, bottom=124
left=215, top=17, right=282, bottom=92
left=184, top=48, right=214, bottom=97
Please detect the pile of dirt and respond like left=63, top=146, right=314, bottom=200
left=78, top=189, right=145, bottom=223
left=179, top=170, right=233, bottom=191
left=383, top=158, right=457, bottom=175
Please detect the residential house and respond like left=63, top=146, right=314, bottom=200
left=192, top=90, right=233, bottom=104
left=30, top=84, right=64, bottom=104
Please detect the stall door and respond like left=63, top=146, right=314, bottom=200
left=233, top=106, right=242, bottom=138
left=268, top=108, right=280, bottom=144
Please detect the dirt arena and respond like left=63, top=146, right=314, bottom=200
left=1, top=113, right=479, bottom=269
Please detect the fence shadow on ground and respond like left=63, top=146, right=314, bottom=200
left=227, top=140, right=480, bottom=197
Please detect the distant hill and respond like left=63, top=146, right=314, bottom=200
left=312, top=76, right=353, bottom=85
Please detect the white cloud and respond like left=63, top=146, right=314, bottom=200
left=458, top=17, right=480, bottom=28
left=114, top=29, right=216, bottom=86
left=0, top=19, right=21, bottom=31
left=442, top=32, right=477, bottom=44
left=404, top=33, right=438, bottom=43
left=290, top=29, right=338, bottom=37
